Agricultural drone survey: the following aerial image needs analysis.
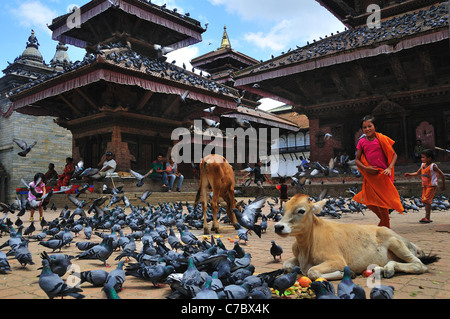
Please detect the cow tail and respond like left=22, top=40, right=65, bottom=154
left=419, top=251, right=440, bottom=265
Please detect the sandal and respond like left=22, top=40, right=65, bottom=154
left=419, top=218, right=432, bottom=223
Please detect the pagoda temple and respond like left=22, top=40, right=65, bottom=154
left=7, top=0, right=264, bottom=173
left=191, top=26, right=260, bottom=86
left=234, top=0, right=450, bottom=164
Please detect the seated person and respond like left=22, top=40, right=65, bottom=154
left=44, top=163, right=59, bottom=185
left=98, top=152, right=117, bottom=178
left=57, top=157, right=75, bottom=187
left=150, top=153, right=169, bottom=189
left=166, top=156, right=184, bottom=192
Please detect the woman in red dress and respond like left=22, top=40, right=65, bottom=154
left=57, top=157, right=75, bottom=187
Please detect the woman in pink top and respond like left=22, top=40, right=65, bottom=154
left=28, top=172, right=46, bottom=221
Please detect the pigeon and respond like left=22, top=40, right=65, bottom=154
left=180, top=90, right=190, bottom=102
left=76, top=241, right=97, bottom=251
left=180, top=257, right=203, bottom=289
left=130, top=169, right=147, bottom=187
left=79, top=269, right=109, bottom=286
left=39, top=238, right=66, bottom=253
left=83, top=221, right=92, bottom=239
left=272, top=266, right=301, bottom=298
left=0, top=251, right=12, bottom=274
left=125, top=263, right=175, bottom=286
left=248, top=282, right=272, bottom=299
left=310, top=280, right=339, bottom=299
left=193, top=275, right=218, bottom=299
left=24, top=221, right=36, bottom=236
left=38, top=259, right=85, bottom=299
left=337, top=266, right=366, bottom=299
left=115, top=237, right=137, bottom=261
left=103, top=261, right=126, bottom=299
left=13, top=138, right=37, bottom=157
left=236, top=223, right=248, bottom=243
left=370, top=285, right=395, bottom=299
left=232, top=196, right=266, bottom=238
left=75, top=184, right=90, bottom=198
left=14, top=240, right=34, bottom=267
left=40, top=251, right=74, bottom=277
left=168, top=227, right=183, bottom=251
left=75, top=237, right=114, bottom=267
left=219, top=283, right=250, bottom=299
left=270, top=240, right=283, bottom=262
left=139, top=190, right=152, bottom=203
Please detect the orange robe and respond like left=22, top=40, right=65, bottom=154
left=353, top=132, right=404, bottom=214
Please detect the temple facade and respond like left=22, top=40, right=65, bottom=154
left=3, top=0, right=299, bottom=200
left=234, top=0, right=450, bottom=165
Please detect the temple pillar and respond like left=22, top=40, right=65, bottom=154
left=106, top=126, right=134, bottom=172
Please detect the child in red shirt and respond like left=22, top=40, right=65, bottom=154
left=405, top=149, right=446, bottom=223
left=276, top=177, right=289, bottom=208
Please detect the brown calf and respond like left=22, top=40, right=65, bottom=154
left=194, top=154, right=238, bottom=234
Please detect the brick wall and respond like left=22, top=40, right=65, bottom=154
left=0, top=112, right=72, bottom=202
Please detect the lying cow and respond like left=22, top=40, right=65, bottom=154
left=194, top=154, right=238, bottom=234
left=274, top=194, right=437, bottom=280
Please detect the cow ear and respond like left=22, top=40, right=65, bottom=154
left=311, top=199, right=327, bottom=213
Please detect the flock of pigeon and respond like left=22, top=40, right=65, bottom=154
left=247, top=3, right=449, bottom=74
left=0, top=187, right=291, bottom=299
left=2, top=172, right=446, bottom=300
left=0, top=171, right=412, bottom=301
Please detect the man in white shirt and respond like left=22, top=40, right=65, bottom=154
left=98, top=151, right=117, bottom=177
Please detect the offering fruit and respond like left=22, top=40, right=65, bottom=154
left=298, top=276, right=312, bottom=287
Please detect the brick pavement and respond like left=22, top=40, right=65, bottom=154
left=0, top=195, right=448, bottom=300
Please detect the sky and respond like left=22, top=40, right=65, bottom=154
left=0, top=0, right=345, bottom=109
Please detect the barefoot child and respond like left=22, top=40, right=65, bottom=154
left=353, top=115, right=404, bottom=228
left=404, top=149, right=446, bottom=223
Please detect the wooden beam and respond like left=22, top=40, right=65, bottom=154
left=135, top=91, right=154, bottom=111
left=86, top=21, right=101, bottom=44
left=163, top=95, right=181, bottom=116
left=389, top=55, right=409, bottom=90
left=294, top=77, right=316, bottom=104
left=58, top=94, right=83, bottom=117
left=417, top=47, right=436, bottom=86
left=353, top=62, right=372, bottom=94
left=329, top=69, right=349, bottom=98
left=76, top=88, right=97, bottom=110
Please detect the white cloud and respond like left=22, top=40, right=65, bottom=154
left=166, top=46, right=203, bottom=74
left=10, top=1, right=58, bottom=35
left=208, top=0, right=345, bottom=53
left=244, top=19, right=293, bottom=51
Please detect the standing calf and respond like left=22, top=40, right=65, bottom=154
left=194, top=154, right=238, bottom=234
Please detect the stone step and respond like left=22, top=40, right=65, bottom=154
left=48, top=191, right=197, bottom=210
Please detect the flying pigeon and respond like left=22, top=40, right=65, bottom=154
left=13, top=138, right=37, bottom=157
left=232, top=196, right=266, bottom=238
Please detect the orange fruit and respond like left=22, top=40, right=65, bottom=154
left=298, top=276, right=312, bottom=287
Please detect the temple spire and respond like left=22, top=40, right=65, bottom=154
left=220, top=25, right=231, bottom=49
